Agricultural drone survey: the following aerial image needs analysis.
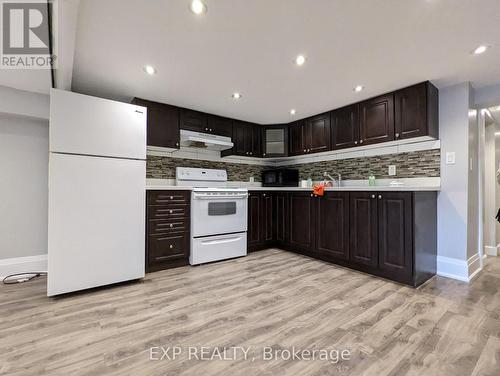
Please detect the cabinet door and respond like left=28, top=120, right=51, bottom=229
left=378, top=192, right=412, bottom=279
left=261, top=193, right=274, bottom=244
left=331, top=104, right=359, bottom=150
left=306, top=112, right=331, bottom=153
left=207, top=115, right=233, bottom=137
left=289, top=192, right=314, bottom=253
left=263, top=125, right=288, bottom=157
left=315, top=192, right=349, bottom=260
left=233, top=121, right=248, bottom=156
left=250, top=125, right=262, bottom=157
left=248, top=193, right=261, bottom=248
left=180, top=109, right=208, bottom=132
left=132, top=98, right=179, bottom=149
left=288, top=121, right=305, bottom=156
left=359, top=94, right=395, bottom=145
left=274, top=192, right=289, bottom=246
left=394, top=82, right=427, bottom=140
left=349, top=192, right=378, bottom=267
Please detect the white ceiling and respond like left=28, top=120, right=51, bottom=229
left=71, top=0, right=500, bottom=124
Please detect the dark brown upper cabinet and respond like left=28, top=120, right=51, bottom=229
left=207, top=115, right=233, bottom=137
left=228, top=121, right=261, bottom=157
left=359, top=93, right=395, bottom=146
left=132, top=98, right=180, bottom=150
left=288, top=120, right=306, bottom=156
left=331, top=104, right=360, bottom=150
left=395, top=82, right=439, bottom=140
left=262, top=125, right=288, bottom=157
left=180, top=109, right=208, bottom=133
left=306, top=112, right=331, bottom=153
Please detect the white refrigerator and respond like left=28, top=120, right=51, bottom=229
left=48, top=89, right=147, bottom=296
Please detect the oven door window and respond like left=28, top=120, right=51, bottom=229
left=208, top=201, right=237, bottom=216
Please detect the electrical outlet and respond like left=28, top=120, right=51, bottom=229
left=388, top=165, right=396, bottom=176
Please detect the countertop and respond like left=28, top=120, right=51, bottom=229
left=146, top=178, right=441, bottom=192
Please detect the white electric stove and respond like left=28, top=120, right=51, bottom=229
left=176, top=167, right=248, bottom=265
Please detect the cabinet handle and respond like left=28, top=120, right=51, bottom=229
left=170, top=210, right=173, bottom=214
left=395, top=133, right=400, bottom=138
left=263, top=193, right=266, bottom=197
left=249, top=152, right=253, bottom=155
left=169, top=244, right=173, bottom=249
left=263, top=153, right=266, bottom=156
left=303, top=149, right=307, bottom=153
left=204, top=127, right=208, bottom=131
left=354, top=141, right=358, bottom=145
left=170, top=224, right=173, bottom=228
left=175, top=142, right=179, bottom=146
left=359, top=140, right=363, bottom=144
left=378, top=195, right=382, bottom=199
left=310, top=194, right=313, bottom=197
left=371, top=194, right=375, bottom=199
left=307, top=149, right=310, bottom=152
left=170, top=196, right=173, bottom=200
left=209, top=128, right=213, bottom=132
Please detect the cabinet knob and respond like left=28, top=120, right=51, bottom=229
left=371, top=194, right=376, bottom=199
left=303, top=149, right=307, bottom=153
left=170, top=196, right=173, bottom=200
left=170, top=210, right=173, bottom=214
left=378, top=195, right=382, bottom=199
left=395, top=133, right=400, bottom=138
left=205, top=127, right=208, bottom=131
left=359, top=140, right=363, bottom=144
left=209, top=128, right=213, bottom=132
left=310, top=194, right=313, bottom=197
left=176, top=142, right=179, bottom=146
left=249, top=152, right=253, bottom=155
left=169, top=244, right=173, bottom=249
left=170, top=224, right=173, bottom=228
left=307, top=149, right=310, bottom=152
left=354, top=141, right=358, bottom=145
left=262, top=193, right=266, bottom=197
left=263, top=153, right=266, bottom=156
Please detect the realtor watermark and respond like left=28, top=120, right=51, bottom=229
left=149, top=345, right=351, bottom=365
left=1, top=0, right=57, bottom=69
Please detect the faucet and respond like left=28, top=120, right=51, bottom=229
left=324, top=171, right=341, bottom=187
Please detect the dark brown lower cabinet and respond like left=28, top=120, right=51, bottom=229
left=288, top=192, right=314, bottom=254
left=146, top=190, right=190, bottom=272
left=315, top=192, right=350, bottom=261
left=247, top=190, right=437, bottom=287
left=349, top=192, right=379, bottom=267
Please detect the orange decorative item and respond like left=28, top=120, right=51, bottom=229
left=313, top=184, right=325, bottom=197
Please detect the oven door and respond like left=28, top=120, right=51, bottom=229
left=191, top=192, right=248, bottom=237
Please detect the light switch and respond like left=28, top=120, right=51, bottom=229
left=446, top=152, right=456, bottom=165
left=388, top=165, right=396, bottom=176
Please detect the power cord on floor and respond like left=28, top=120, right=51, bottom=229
left=2, top=272, right=47, bottom=285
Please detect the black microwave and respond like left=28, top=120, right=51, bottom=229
left=262, top=169, right=299, bottom=187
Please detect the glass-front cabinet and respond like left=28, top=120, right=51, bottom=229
left=262, top=125, right=288, bottom=157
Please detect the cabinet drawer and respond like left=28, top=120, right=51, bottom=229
left=148, top=205, right=189, bottom=220
left=148, top=191, right=190, bottom=205
left=148, top=219, right=189, bottom=234
left=148, top=233, right=188, bottom=262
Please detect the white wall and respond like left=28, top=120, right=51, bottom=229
left=437, top=83, right=473, bottom=280
left=467, top=93, right=479, bottom=260
left=0, top=87, right=49, bottom=276
left=0, top=115, right=49, bottom=259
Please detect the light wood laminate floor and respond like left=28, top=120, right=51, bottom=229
left=1, top=249, right=499, bottom=376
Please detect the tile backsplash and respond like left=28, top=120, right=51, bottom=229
left=147, top=148, right=440, bottom=182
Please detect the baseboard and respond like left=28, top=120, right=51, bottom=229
left=484, top=246, right=498, bottom=257
left=0, top=254, right=47, bottom=279
left=436, top=254, right=482, bottom=282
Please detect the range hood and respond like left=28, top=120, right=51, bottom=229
left=180, top=129, right=234, bottom=151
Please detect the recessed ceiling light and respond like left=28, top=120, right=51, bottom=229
left=143, top=65, right=156, bottom=75
left=294, top=55, right=306, bottom=66
left=472, top=45, right=490, bottom=55
left=232, top=92, right=242, bottom=100
left=190, top=0, right=207, bottom=15
left=354, top=85, right=364, bottom=92
left=290, top=109, right=296, bottom=115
